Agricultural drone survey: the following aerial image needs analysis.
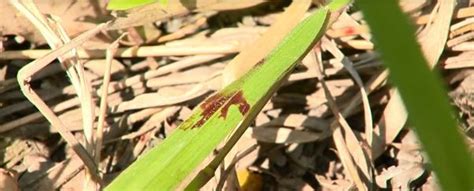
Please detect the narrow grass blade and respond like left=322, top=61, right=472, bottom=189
left=106, top=8, right=329, bottom=191
left=107, top=0, right=162, bottom=10
left=356, top=1, right=474, bottom=190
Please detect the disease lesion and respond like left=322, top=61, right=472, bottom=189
left=180, top=90, right=250, bottom=130
left=255, top=58, right=266, bottom=66
left=192, top=93, right=232, bottom=129
left=220, top=91, right=249, bottom=118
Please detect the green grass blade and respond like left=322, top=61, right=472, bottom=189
left=355, top=1, right=474, bottom=190
left=327, top=0, right=352, bottom=11
left=107, top=0, right=167, bottom=10
left=106, top=8, right=329, bottom=191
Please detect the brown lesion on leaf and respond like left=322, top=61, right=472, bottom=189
left=220, top=91, right=249, bottom=118
left=192, top=93, right=231, bottom=129
left=255, top=58, right=266, bottom=67
left=183, top=90, right=250, bottom=129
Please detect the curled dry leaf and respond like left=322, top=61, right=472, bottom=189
left=418, top=0, right=455, bottom=67
left=376, top=163, right=425, bottom=189
left=378, top=131, right=426, bottom=189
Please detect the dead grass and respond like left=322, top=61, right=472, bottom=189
left=0, top=0, right=473, bottom=190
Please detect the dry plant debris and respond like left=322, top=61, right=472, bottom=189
left=0, top=0, right=473, bottom=190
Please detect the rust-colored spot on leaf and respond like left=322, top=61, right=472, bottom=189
left=192, top=93, right=231, bottom=129
left=220, top=91, right=250, bottom=118
left=255, top=59, right=266, bottom=66
left=190, top=90, right=250, bottom=129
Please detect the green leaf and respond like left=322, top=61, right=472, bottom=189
left=327, top=0, right=352, bottom=11
left=355, top=1, right=474, bottom=190
left=107, top=0, right=167, bottom=10
left=106, top=7, right=330, bottom=191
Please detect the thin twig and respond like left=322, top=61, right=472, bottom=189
left=95, top=33, right=126, bottom=169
